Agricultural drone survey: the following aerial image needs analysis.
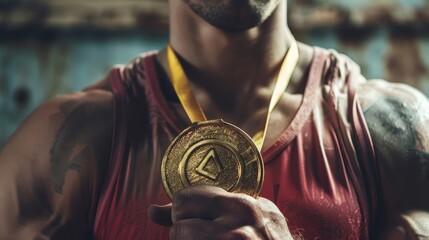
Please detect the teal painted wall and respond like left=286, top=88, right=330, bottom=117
left=0, top=32, right=167, bottom=146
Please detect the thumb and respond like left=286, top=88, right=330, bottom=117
left=148, top=203, right=173, bottom=226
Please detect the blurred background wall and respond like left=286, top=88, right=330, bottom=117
left=1, top=0, right=429, bottom=148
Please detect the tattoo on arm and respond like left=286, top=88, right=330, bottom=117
left=49, top=101, right=111, bottom=194
left=364, top=98, right=417, bottom=150
left=364, top=97, right=429, bottom=198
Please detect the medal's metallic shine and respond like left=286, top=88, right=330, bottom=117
left=161, top=120, right=264, bottom=199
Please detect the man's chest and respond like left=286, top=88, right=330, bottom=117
left=95, top=119, right=367, bottom=239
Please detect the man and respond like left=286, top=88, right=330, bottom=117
left=0, top=0, right=428, bottom=239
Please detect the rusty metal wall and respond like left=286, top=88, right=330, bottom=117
left=299, top=28, right=429, bottom=93
left=1, top=0, right=429, bottom=148
left=290, top=0, right=429, bottom=93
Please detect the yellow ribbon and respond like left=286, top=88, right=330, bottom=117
left=167, top=37, right=299, bottom=151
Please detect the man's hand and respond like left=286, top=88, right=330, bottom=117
left=148, top=185, right=293, bottom=240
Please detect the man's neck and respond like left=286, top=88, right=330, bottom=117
left=168, top=0, right=291, bottom=96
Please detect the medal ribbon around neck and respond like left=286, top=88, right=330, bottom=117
left=167, top=37, right=299, bottom=151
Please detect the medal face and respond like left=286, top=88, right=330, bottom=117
left=161, top=120, right=264, bottom=199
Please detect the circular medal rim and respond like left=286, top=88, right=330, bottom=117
left=161, top=119, right=264, bottom=199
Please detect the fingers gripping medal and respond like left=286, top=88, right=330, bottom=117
left=162, top=37, right=299, bottom=199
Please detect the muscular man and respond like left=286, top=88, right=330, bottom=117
left=0, top=0, right=428, bottom=239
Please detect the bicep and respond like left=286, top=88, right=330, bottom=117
left=0, top=99, right=64, bottom=238
left=360, top=80, right=429, bottom=237
left=0, top=92, right=112, bottom=239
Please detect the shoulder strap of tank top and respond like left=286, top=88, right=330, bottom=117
left=262, top=46, right=329, bottom=161
left=93, top=66, right=130, bottom=234
left=347, top=68, right=383, bottom=238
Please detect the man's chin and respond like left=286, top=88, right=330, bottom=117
left=205, top=17, right=262, bottom=33
left=183, top=0, right=280, bottom=32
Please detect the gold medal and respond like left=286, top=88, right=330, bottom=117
left=161, top=120, right=263, bottom=199
left=162, top=34, right=299, bottom=199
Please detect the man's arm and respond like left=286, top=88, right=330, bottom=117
left=0, top=90, right=113, bottom=239
left=359, top=80, right=429, bottom=239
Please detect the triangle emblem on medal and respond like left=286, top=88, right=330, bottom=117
left=196, top=148, right=224, bottom=181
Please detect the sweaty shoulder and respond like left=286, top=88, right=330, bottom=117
left=356, top=79, right=429, bottom=237
left=357, top=79, right=429, bottom=165
left=0, top=89, right=113, bottom=239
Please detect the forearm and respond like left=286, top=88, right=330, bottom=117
left=399, top=212, right=429, bottom=240
left=378, top=212, right=429, bottom=240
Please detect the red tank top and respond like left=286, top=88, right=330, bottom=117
left=92, top=48, right=382, bottom=239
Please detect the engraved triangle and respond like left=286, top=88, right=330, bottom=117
left=196, top=148, right=224, bottom=181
